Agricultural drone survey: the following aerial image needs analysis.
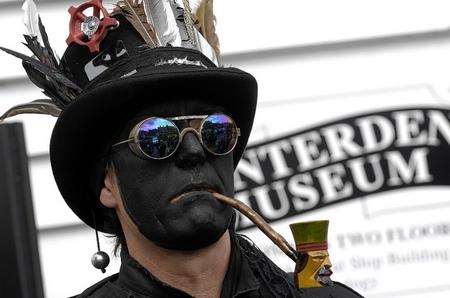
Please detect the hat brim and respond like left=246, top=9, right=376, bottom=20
left=50, top=67, right=257, bottom=233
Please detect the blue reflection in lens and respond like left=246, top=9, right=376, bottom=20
left=201, top=114, right=237, bottom=154
left=138, top=118, right=179, bottom=158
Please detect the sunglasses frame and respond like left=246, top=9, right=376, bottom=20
left=112, top=114, right=241, bottom=160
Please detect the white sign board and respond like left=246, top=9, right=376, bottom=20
left=237, top=85, right=450, bottom=297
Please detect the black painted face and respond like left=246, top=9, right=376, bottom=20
left=111, top=100, right=235, bottom=250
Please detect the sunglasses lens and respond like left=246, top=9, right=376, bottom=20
left=137, top=118, right=179, bottom=159
left=201, top=114, right=238, bottom=155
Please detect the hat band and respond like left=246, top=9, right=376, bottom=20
left=297, top=242, right=328, bottom=252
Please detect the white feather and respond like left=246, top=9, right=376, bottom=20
left=143, top=0, right=181, bottom=46
left=103, top=0, right=118, bottom=13
left=173, top=0, right=185, bottom=7
left=194, top=27, right=218, bottom=64
left=22, top=0, right=43, bottom=44
left=188, top=0, right=202, bottom=13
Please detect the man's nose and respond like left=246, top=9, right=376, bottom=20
left=175, top=132, right=206, bottom=169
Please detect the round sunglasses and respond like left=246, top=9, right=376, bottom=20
left=112, top=114, right=241, bottom=160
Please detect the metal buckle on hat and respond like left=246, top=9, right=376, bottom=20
left=155, top=57, right=209, bottom=69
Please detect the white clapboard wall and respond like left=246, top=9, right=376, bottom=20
left=1, top=0, right=450, bottom=297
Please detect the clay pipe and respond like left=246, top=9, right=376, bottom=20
left=212, top=192, right=298, bottom=263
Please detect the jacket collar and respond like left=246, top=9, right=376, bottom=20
left=116, top=233, right=260, bottom=297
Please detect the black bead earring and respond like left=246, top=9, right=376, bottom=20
left=91, top=211, right=110, bottom=273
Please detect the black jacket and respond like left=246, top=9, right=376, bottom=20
left=75, top=234, right=363, bottom=298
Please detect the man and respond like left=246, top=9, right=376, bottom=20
left=1, top=1, right=363, bottom=297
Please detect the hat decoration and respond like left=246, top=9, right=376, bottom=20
left=66, top=0, right=119, bottom=53
left=0, top=0, right=220, bottom=122
left=112, top=0, right=220, bottom=62
left=113, top=0, right=159, bottom=47
left=0, top=0, right=82, bottom=121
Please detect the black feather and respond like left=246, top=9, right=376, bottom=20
left=23, top=35, right=55, bottom=68
left=23, top=61, right=49, bottom=89
left=22, top=62, right=73, bottom=108
left=0, top=13, right=81, bottom=119
left=38, top=17, right=58, bottom=67
left=23, top=61, right=78, bottom=105
left=22, top=35, right=46, bottom=62
left=0, top=99, right=62, bottom=121
left=0, top=46, right=81, bottom=92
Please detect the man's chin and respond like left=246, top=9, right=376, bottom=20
left=153, top=224, right=229, bottom=251
left=143, top=207, right=233, bottom=251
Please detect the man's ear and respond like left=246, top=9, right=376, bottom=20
left=99, top=164, right=119, bottom=209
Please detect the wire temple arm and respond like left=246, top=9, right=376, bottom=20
left=112, top=138, right=133, bottom=147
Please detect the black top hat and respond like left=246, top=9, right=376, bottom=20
left=0, top=2, right=257, bottom=233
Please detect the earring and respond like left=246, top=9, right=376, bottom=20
left=91, top=250, right=110, bottom=273
left=91, top=211, right=110, bottom=273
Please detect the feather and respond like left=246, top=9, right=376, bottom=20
left=22, top=35, right=46, bottom=61
left=193, top=26, right=219, bottom=64
left=168, top=0, right=198, bottom=48
left=22, top=0, right=42, bottom=44
left=22, top=62, right=75, bottom=107
left=0, top=46, right=81, bottom=92
left=169, top=0, right=192, bottom=48
left=116, top=0, right=159, bottom=47
left=0, top=1, right=75, bottom=121
left=180, top=0, right=196, bottom=45
left=103, top=0, right=118, bottom=12
left=143, top=0, right=181, bottom=46
left=38, top=17, right=59, bottom=66
left=22, top=34, right=55, bottom=68
left=191, top=0, right=220, bottom=56
left=0, top=99, right=61, bottom=122
left=21, top=1, right=58, bottom=67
